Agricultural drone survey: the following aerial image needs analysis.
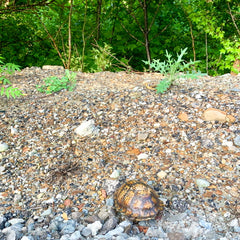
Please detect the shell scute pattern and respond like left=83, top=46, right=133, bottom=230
left=114, top=180, right=164, bottom=221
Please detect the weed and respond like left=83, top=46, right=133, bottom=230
left=0, top=56, right=22, bottom=99
left=36, top=70, right=77, bottom=94
left=143, top=48, right=205, bottom=93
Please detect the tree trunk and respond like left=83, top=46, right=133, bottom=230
left=96, top=0, right=102, bottom=40
left=142, top=0, right=151, bottom=62
left=67, top=0, right=73, bottom=69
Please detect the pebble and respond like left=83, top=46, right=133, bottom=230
left=110, top=169, right=121, bottom=179
left=157, top=170, right=167, bottom=179
left=74, top=119, right=99, bottom=137
left=86, top=221, right=102, bottom=236
left=195, top=178, right=210, bottom=188
left=0, top=143, right=8, bottom=152
left=41, top=208, right=52, bottom=217
left=203, top=108, right=235, bottom=122
left=234, top=135, right=240, bottom=146
left=137, top=153, right=148, bottom=160
left=8, top=218, right=25, bottom=225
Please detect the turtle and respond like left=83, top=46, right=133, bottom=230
left=114, top=180, right=164, bottom=221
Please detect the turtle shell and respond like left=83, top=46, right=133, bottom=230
left=114, top=180, right=164, bottom=221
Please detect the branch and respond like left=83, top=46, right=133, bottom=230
left=119, top=19, right=144, bottom=45
left=0, top=0, right=56, bottom=14
left=148, top=0, right=163, bottom=32
left=227, top=2, right=240, bottom=36
left=122, top=1, right=144, bottom=34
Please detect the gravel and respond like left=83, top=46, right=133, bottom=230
left=0, top=67, right=239, bottom=239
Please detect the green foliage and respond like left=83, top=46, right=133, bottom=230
left=36, top=70, right=77, bottom=94
left=1, top=0, right=239, bottom=75
left=91, top=43, right=115, bottom=72
left=143, top=48, right=204, bottom=93
left=0, top=56, right=22, bottom=99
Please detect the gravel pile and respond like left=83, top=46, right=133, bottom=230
left=0, top=67, right=239, bottom=239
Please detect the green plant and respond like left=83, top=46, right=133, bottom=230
left=36, top=70, right=77, bottom=94
left=143, top=48, right=204, bottom=93
left=91, top=43, right=115, bottom=72
left=0, top=56, right=22, bottom=99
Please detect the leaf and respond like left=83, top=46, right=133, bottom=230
left=156, top=79, right=171, bottom=93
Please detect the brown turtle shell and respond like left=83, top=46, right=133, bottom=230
left=114, top=180, right=164, bottom=221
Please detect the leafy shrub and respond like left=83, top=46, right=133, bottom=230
left=91, top=43, right=115, bottom=72
left=0, top=56, right=22, bottom=99
left=36, top=70, right=77, bottom=94
left=143, top=48, right=205, bottom=93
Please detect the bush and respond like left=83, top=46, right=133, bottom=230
left=0, top=56, right=22, bottom=99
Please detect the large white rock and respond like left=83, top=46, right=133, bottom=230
left=74, top=119, right=99, bottom=137
left=87, top=220, right=102, bottom=236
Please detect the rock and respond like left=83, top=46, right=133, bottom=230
left=0, top=166, right=5, bottom=175
left=86, top=220, right=102, bottom=236
left=203, top=108, right=235, bottom=122
left=8, top=218, right=24, bottom=225
left=195, top=179, right=210, bottom=188
left=84, top=215, right=100, bottom=223
left=157, top=170, right=167, bottom=179
left=41, top=208, right=52, bottom=216
left=74, top=119, right=99, bottom=137
left=60, top=235, right=70, bottom=240
left=10, top=126, right=18, bottom=135
left=137, top=153, right=148, bottom=160
left=105, top=226, right=124, bottom=237
left=61, top=220, right=76, bottom=234
left=146, top=226, right=167, bottom=238
left=71, top=212, right=82, bottom=222
left=233, top=135, right=240, bottom=146
left=199, top=219, right=212, bottom=229
left=228, top=218, right=239, bottom=227
left=0, top=143, right=8, bottom=152
left=69, top=231, right=82, bottom=240
left=106, top=198, right=114, bottom=207
left=42, top=65, right=64, bottom=70
left=21, top=236, right=34, bottom=240
left=4, top=229, right=17, bottom=240
left=110, top=169, right=121, bottom=179
left=101, top=216, right=118, bottom=234
left=81, top=227, right=92, bottom=237
left=137, top=132, right=149, bottom=141
left=119, top=220, right=132, bottom=233
left=178, top=112, right=188, bottom=121
left=168, top=232, right=186, bottom=240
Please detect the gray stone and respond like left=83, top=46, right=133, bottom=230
left=146, top=226, right=167, bottom=238
left=105, top=226, right=124, bottom=237
left=199, top=219, right=212, bottom=229
left=168, top=232, right=186, bottom=240
left=69, top=231, right=82, bottom=240
left=41, top=208, right=52, bottom=217
left=101, top=216, right=118, bottom=234
left=81, top=227, right=92, bottom=237
left=61, top=220, right=76, bottom=234
left=60, top=234, right=70, bottom=240
left=233, top=135, right=240, bottom=146
left=21, top=236, right=34, bottom=240
left=71, top=211, right=82, bottom=221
